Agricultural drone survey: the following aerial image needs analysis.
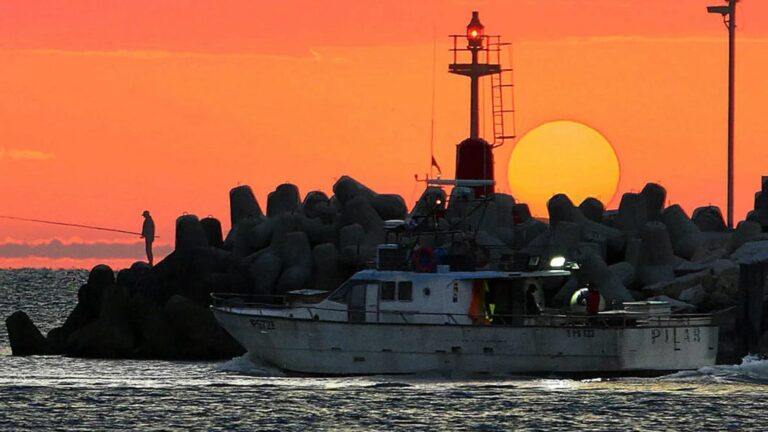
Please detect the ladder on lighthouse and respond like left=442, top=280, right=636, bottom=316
left=488, top=36, right=516, bottom=148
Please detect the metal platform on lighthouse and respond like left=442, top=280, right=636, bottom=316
left=429, top=11, right=516, bottom=197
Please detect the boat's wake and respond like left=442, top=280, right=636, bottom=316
left=216, top=355, right=285, bottom=377
left=663, top=355, right=768, bottom=384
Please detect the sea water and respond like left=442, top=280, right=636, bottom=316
left=1, top=269, right=766, bottom=431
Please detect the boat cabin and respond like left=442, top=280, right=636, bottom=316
left=290, top=269, right=570, bottom=325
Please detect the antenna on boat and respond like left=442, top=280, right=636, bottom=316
left=429, top=25, right=439, bottom=180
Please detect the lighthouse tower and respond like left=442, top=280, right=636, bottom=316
left=446, top=11, right=515, bottom=197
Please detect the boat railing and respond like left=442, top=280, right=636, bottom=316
left=211, top=292, right=290, bottom=307
left=210, top=293, right=714, bottom=328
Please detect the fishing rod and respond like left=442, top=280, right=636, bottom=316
left=0, top=215, right=159, bottom=238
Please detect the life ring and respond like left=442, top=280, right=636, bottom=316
left=413, top=247, right=437, bottom=273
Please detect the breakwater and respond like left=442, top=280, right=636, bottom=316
left=6, top=175, right=768, bottom=362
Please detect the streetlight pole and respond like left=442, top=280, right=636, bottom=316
left=708, top=0, right=737, bottom=229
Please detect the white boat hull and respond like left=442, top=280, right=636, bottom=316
left=213, top=309, right=718, bottom=376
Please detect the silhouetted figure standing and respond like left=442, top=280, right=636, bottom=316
left=141, top=210, right=155, bottom=266
left=525, top=286, right=541, bottom=315
left=586, top=283, right=600, bottom=316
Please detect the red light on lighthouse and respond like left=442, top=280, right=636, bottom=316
left=466, top=11, right=484, bottom=48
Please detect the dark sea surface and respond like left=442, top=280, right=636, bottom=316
left=1, top=269, right=767, bottom=431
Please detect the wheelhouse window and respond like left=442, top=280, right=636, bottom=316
left=398, top=281, right=413, bottom=301
left=381, top=281, right=396, bottom=301
left=329, top=280, right=368, bottom=304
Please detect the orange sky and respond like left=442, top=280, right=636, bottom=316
left=1, top=0, right=767, bottom=268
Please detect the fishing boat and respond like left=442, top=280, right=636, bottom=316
left=211, top=12, right=718, bottom=375
left=211, top=232, right=718, bottom=376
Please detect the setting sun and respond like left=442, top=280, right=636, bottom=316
left=507, top=120, right=620, bottom=216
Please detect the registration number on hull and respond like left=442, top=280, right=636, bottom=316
left=249, top=319, right=275, bottom=330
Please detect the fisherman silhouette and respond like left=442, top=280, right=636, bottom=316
left=141, top=210, right=155, bottom=266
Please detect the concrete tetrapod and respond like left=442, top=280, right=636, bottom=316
left=661, top=205, right=705, bottom=260
left=333, top=176, right=376, bottom=205
left=267, top=183, right=302, bottom=217
left=640, top=182, right=667, bottom=221
left=175, top=214, right=208, bottom=251
left=692, top=206, right=728, bottom=232
left=303, top=191, right=331, bottom=220
left=614, top=192, right=648, bottom=237
left=578, top=197, right=605, bottom=224
left=636, top=221, right=677, bottom=287
left=547, top=194, right=625, bottom=258
left=229, top=185, right=264, bottom=226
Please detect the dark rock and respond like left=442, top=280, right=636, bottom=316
left=229, top=185, right=264, bottom=225
left=313, top=243, right=346, bottom=292
left=67, top=284, right=136, bottom=358
left=333, top=176, right=376, bottom=205
left=579, top=197, right=604, bottom=224
left=129, top=294, right=179, bottom=359
left=164, top=295, right=244, bottom=359
left=201, top=217, right=224, bottom=248
left=636, top=221, right=676, bottom=286
left=609, top=261, right=636, bottom=288
left=67, top=320, right=135, bottom=358
left=47, top=302, right=95, bottom=354
left=78, top=264, right=115, bottom=317
left=614, top=192, right=647, bottom=236
left=371, top=194, right=407, bottom=220
left=547, top=194, right=576, bottom=226
left=341, top=196, right=384, bottom=234
left=175, top=214, right=208, bottom=251
left=190, top=247, right=234, bottom=274
left=692, top=206, right=728, bottom=232
left=640, top=182, right=666, bottom=221
left=247, top=252, right=282, bottom=295
left=303, top=191, right=331, bottom=220
left=298, top=216, right=337, bottom=246
left=547, top=194, right=624, bottom=257
left=279, top=232, right=312, bottom=270
left=241, top=217, right=272, bottom=253
left=729, top=221, right=762, bottom=252
left=117, top=261, right=151, bottom=290
left=661, top=205, right=704, bottom=260
left=547, top=221, right=580, bottom=260
left=276, top=266, right=312, bottom=293
left=312, top=202, right=338, bottom=225
left=512, top=219, right=548, bottom=249
left=512, top=203, right=532, bottom=224
left=6, top=311, right=50, bottom=355
left=339, top=224, right=365, bottom=254
left=267, top=183, right=302, bottom=217
left=88, top=264, right=115, bottom=289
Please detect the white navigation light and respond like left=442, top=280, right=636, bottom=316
left=549, top=256, right=566, bottom=268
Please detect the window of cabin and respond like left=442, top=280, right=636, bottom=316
left=398, top=281, right=413, bottom=301
left=329, top=280, right=367, bottom=304
left=381, top=281, right=396, bottom=301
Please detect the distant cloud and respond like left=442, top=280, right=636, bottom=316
left=0, top=147, right=55, bottom=160
left=4, top=48, right=326, bottom=63
left=0, top=239, right=172, bottom=259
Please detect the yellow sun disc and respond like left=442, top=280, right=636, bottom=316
left=507, top=120, right=620, bottom=217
